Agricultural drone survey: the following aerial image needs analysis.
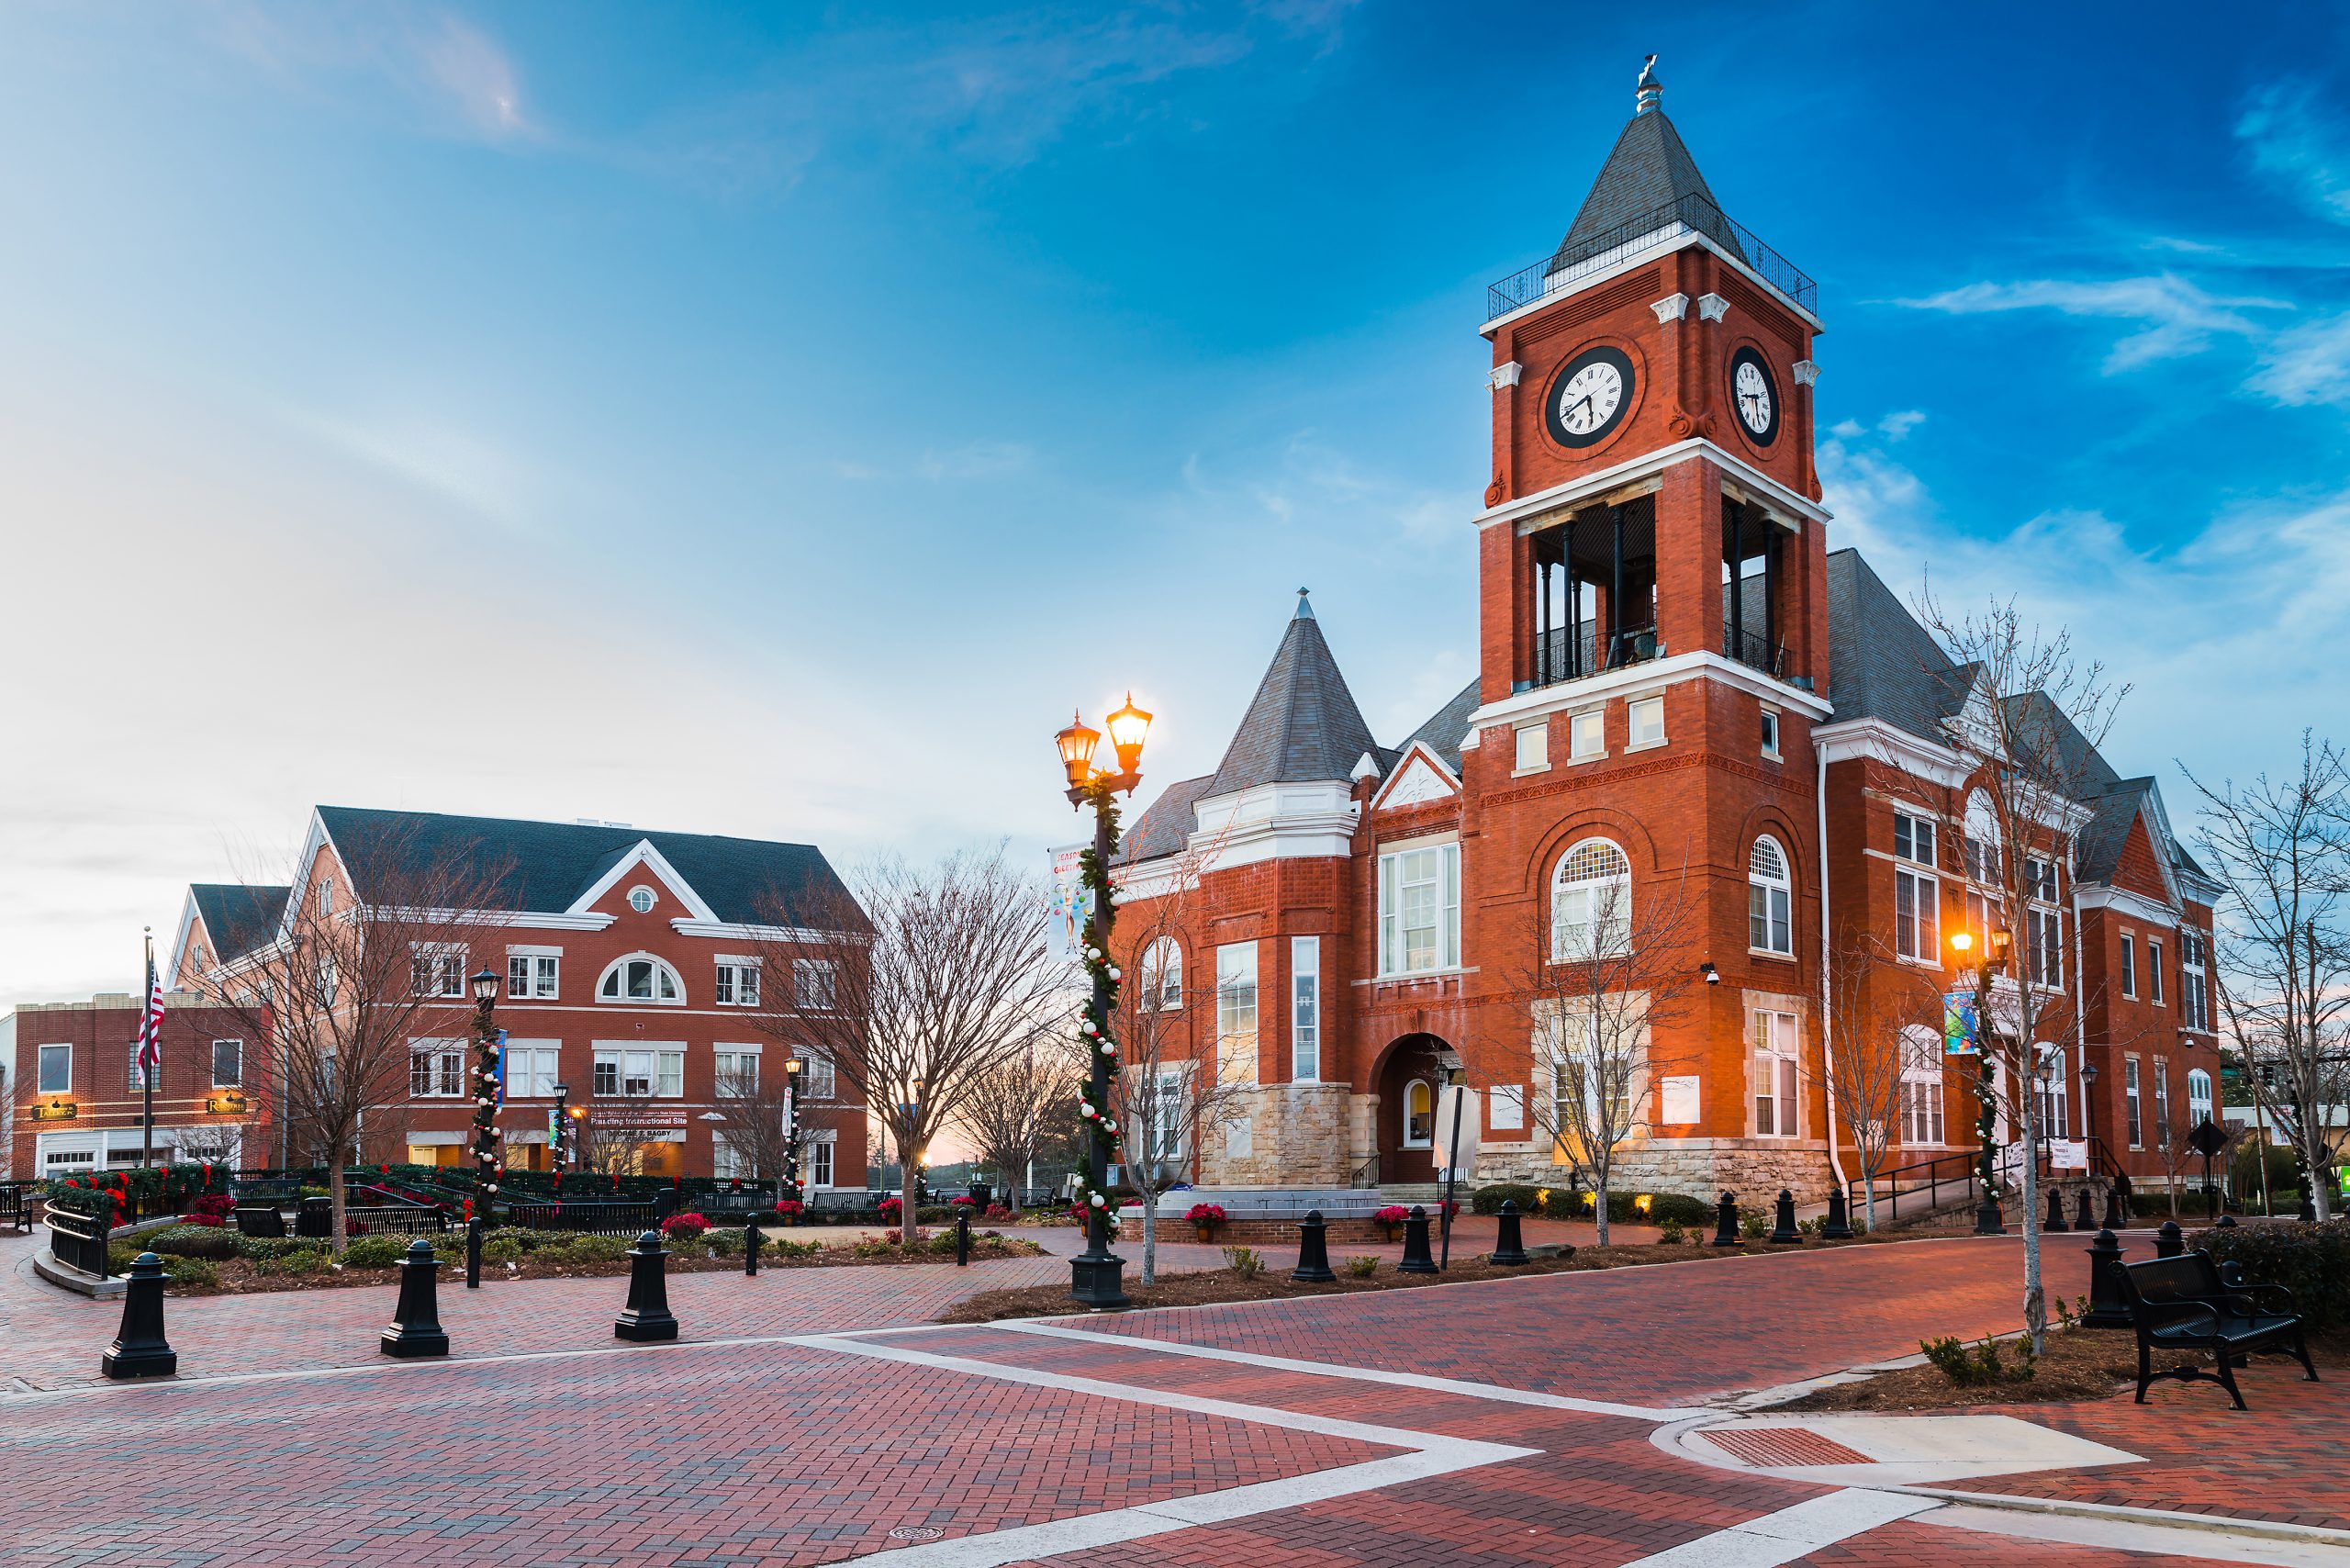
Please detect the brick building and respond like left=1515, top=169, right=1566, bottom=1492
left=6, top=993, right=268, bottom=1180
left=1111, top=62, right=2219, bottom=1205
left=165, top=806, right=870, bottom=1188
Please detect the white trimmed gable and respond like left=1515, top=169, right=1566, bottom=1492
left=1371, top=743, right=1461, bottom=812
left=568, top=839, right=722, bottom=924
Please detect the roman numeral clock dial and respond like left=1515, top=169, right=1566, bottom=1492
left=1545, top=345, right=1635, bottom=449
left=1729, top=347, right=1780, bottom=446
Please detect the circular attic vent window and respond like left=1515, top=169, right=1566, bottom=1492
left=628, top=885, right=657, bottom=913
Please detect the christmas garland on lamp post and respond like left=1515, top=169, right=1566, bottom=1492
left=465, top=968, right=504, bottom=1247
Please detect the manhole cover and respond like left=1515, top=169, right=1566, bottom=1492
left=888, top=1527, right=944, bottom=1541
left=1700, top=1426, right=1874, bottom=1468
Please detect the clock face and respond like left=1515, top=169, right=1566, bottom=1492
left=1545, top=345, right=1636, bottom=449
left=1729, top=348, right=1779, bottom=446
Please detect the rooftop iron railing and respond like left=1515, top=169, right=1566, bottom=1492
left=1485, top=194, right=1817, bottom=322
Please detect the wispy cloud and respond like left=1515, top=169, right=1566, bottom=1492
left=2238, top=79, right=2350, bottom=225
left=2251, top=309, right=2350, bottom=406
left=1895, top=274, right=2290, bottom=372
left=197, top=2, right=533, bottom=143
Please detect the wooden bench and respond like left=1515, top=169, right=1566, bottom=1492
left=2115, top=1251, right=2319, bottom=1410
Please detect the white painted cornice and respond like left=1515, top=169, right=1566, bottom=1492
left=2076, top=884, right=2180, bottom=925
left=1370, top=741, right=1461, bottom=812
left=1814, top=717, right=1972, bottom=790
left=1472, top=439, right=1830, bottom=534
left=1469, top=649, right=1831, bottom=732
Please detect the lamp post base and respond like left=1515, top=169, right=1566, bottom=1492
left=1069, top=1253, right=1128, bottom=1310
left=1975, top=1197, right=2007, bottom=1236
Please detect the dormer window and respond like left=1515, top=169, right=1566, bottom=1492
left=597, top=955, right=683, bottom=1004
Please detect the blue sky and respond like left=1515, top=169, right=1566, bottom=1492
left=3, top=1, right=2347, bottom=1003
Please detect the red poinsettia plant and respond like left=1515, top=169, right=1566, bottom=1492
left=876, top=1196, right=903, bottom=1221
left=1184, top=1203, right=1227, bottom=1225
left=772, top=1198, right=805, bottom=1220
left=660, top=1212, right=711, bottom=1241
left=1372, top=1204, right=1410, bottom=1225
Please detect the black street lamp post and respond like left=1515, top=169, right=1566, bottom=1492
left=551, top=1081, right=570, bottom=1199
left=1055, top=695, right=1151, bottom=1310
left=464, top=967, right=502, bottom=1287
left=1949, top=928, right=2011, bottom=1237
left=784, top=1056, right=804, bottom=1199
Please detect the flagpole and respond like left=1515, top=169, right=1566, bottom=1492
left=141, top=926, right=156, bottom=1169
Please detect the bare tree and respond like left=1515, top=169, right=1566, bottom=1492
left=1107, top=823, right=1248, bottom=1284
left=1920, top=588, right=2127, bottom=1353
left=1495, top=848, right=1705, bottom=1245
left=1818, top=919, right=1941, bottom=1231
left=955, top=1038, right=1083, bottom=1210
left=572, top=1092, right=673, bottom=1179
left=752, top=847, right=1069, bottom=1253
left=179, top=821, right=512, bottom=1256
left=711, top=1058, right=800, bottom=1185
left=2186, top=733, right=2350, bottom=1220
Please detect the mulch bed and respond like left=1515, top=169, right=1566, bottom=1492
left=1776, top=1325, right=2350, bottom=1414
left=162, top=1237, right=1046, bottom=1296
left=937, top=1233, right=1916, bottom=1323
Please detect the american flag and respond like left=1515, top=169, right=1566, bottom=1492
left=133, top=940, right=164, bottom=1078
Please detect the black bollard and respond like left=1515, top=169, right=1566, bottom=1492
left=2080, top=1228, right=2132, bottom=1328
left=2075, top=1187, right=2096, bottom=1231
left=2154, top=1219, right=2185, bottom=1260
left=1820, top=1185, right=1853, bottom=1241
left=955, top=1209, right=970, bottom=1268
left=1712, top=1190, right=1740, bottom=1246
left=1489, top=1199, right=1531, bottom=1266
left=2216, top=1214, right=2240, bottom=1228
left=2103, top=1182, right=2126, bottom=1231
left=615, top=1230, right=679, bottom=1341
left=464, top=1214, right=483, bottom=1290
left=2044, top=1187, right=2069, bottom=1233
left=744, top=1209, right=764, bottom=1277
left=1292, top=1209, right=1337, bottom=1282
left=1770, top=1189, right=1799, bottom=1244
left=101, top=1252, right=177, bottom=1380
left=1398, top=1205, right=1438, bottom=1274
left=380, top=1239, right=449, bottom=1358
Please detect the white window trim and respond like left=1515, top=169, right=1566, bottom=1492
left=37, top=1042, right=73, bottom=1096
left=2148, top=938, right=2165, bottom=1007
left=591, top=1042, right=688, bottom=1099
left=1140, top=937, right=1184, bottom=1013
left=1568, top=707, right=1607, bottom=763
left=1626, top=694, right=1666, bottom=752
left=1760, top=704, right=1782, bottom=762
left=1550, top=837, right=1633, bottom=963
left=1290, top=935, right=1320, bottom=1083
left=595, top=952, right=688, bottom=1006
left=1401, top=1077, right=1435, bottom=1149
left=1377, top=839, right=1462, bottom=978
left=210, top=1038, right=243, bottom=1090
left=2119, top=932, right=2137, bottom=998
left=1749, top=834, right=1795, bottom=958
left=1512, top=721, right=1550, bottom=776
left=1894, top=864, right=1939, bottom=964
left=1750, top=1007, right=1802, bottom=1139
left=713, top=958, right=763, bottom=1008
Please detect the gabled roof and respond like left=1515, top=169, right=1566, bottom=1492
left=1556, top=84, right=1745, bottom=268
left=1399, top=679, right=1481, bottom=778
left=311, top=806, right=860, bottom=929
left=189, top=883, right=289, bottom=964
left=1116, top=774, right=1214, bottom=867
left=1203, top=593, right=1382, bottom=797
left=1824, top=550, right=1970, bottom=745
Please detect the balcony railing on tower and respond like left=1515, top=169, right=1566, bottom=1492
left=1524, top=496, right=1659, bottom=692
left=1485, top=193, right=1818, bottom=323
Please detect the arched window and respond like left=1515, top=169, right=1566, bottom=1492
left=2188, top=1068, right=2214, bottom=1122
left=1749, top=835, right=1793, bottom=955
left=1139, top=937, right=1182, bottom=1012
left=597, top=954, right=684, bottom=1004
left=1403, top=1079, right=1434, bottom=1148
left=1550, top=838, right=1632, bottom=960
left=1964, top=790, right=2001, bottom=884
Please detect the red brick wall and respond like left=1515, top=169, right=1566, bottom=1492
left=9, top=1001, right=269, bottom=1178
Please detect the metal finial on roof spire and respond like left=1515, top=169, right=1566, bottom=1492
left=1635, top=54, right=1662, bottom=115
left=1294, top=588, right=1315, bottom=620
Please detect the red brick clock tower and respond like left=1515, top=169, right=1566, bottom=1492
left=1459, top=54, right=1840, bottom=1196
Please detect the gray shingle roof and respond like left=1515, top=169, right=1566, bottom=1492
left=313, top=806, right=862, bottom=929
left=1400, top=679, right=1481, bottom=777
left=2076, top=779, right=2154, bottom=887
left=1117, top=774, right=1214, bottom=867
left=1824, top=550, right=1971, bottom=744
left=1203, top=595, right=1382, bottom=797
left=1556, top=104, right=1746, bottom=268
left=190, top=883, right=289, bottom=963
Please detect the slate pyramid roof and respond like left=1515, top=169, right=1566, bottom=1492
left=1556, top=72, right=1745, bottom=269
left=189, top=883, right=290, bottom=964
left=1203, top=592, right=1382, bottom=797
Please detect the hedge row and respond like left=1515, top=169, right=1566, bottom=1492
left=2195, top=1219, right=2350, bottom=1329
left=1467, top=1183, right=1713, bottom=1226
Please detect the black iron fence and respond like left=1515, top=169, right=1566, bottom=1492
left=1722, top=626, right=1786, bottom=678
left=1487, top=193, right=1818, bottom=321
left=46, top=1204, right=110, bottom=1280
left=504, top=1201, right=658, bottom=1236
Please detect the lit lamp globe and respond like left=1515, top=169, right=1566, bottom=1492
left=471, top=967, right=501, bottom=1004
left=1054, top=711, right=1102, bottom=790
left=1102, top=692, right=1153, bottom=780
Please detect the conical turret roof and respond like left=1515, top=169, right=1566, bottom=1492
left=1203, top=591, right=1382, bottom=795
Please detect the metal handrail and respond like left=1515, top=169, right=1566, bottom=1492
left=1486, top=193, right=1818, bottom=321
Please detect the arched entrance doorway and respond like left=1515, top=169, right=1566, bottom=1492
left=1375, top=1033, right=1459, bottom=1187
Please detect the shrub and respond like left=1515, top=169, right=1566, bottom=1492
left=661, top=1212, right=711, bottom=1241
left=483, top=1226, right=542, bottom=1252
left=1656, top=1218, right=1686, bottom=1245
left=544, top=1234, right=630, bottom=1265
left=1222, top=1245, right=1265, bottom=1279
left=705, top=1226, right=744, bottom=1257
left=1921, top=1334, right=2034, bottom=1387
left=1346, top=1254, right=1380, bottom=1279
left=916, top=1205, right=954, bottom=1224
left=1471, top=1183, right=1543, bottom=1215
left=983, top=1204, right=1014, bottom=1222
left=148, top=1225, right=241, bottom=1260
left=1740, top=1212, right=1768, bottom=1239
left=253, top=1248, right=326, bottom=1276
left=162, top=1257, right=221, bottom=1289
left=239, top=1236, right=321, bottom=1261
left=481, top=1236, right=528, bottom=1265
left=2197, top=1219, right=2350, bottom=1329
left=339, top=1236, right=408, bottom=1269
left=106, top=1243, right=142, bottom=1273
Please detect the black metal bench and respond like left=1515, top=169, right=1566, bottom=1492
left=2115, top=1251, right=2319, bottom=1410
left=0, top=1182, right=35, bottom=1234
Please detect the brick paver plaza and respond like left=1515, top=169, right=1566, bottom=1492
left=2, top=1229, right=2339, bottom=1566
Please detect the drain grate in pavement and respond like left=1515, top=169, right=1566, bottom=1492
left=1700, top=1426, right=1874, bottom=1468
left=888, top=1527, right=945, bottom=1541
